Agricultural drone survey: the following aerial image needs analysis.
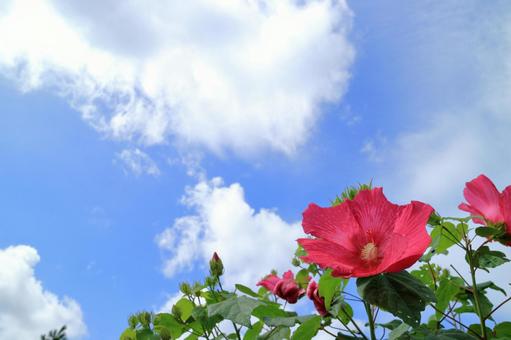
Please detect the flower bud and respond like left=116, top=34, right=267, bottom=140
left=180, top=282, right=192, bottom=295
left=159, top=327, right=171, bottom=340
left=128, top=314, right=138, bottom=329
left=209, top=252, right=224, bottom=277
left=138, top=311, right=151, bottom=328
left=291, top=258, right=301, bottom=267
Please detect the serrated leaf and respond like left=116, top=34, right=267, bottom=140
left=318, top=269, right=342, bottom=310
left=356, top=271, right=436, bottom=326
left=291, top=315, right=321, bottom=340
left=476, top=247, right=509, bottom=269
left=207, top=296, right=262, bottom=327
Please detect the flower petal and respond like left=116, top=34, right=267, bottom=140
left=501, top=186, right=511, bottom=245
left=301, top=203, right=361, bottom=252
left=462, top=174, right=504, bottom=223
left=256, top=274, right=280, bottom=292
left=297, top=238, right=358, bottom=277
left=346, top=188, right=400, bottom=244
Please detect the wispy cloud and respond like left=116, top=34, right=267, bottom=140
left=115, top=148, right=161, bottom=177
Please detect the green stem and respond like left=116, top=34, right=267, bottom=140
left=232, top=322, right=242, bottom=340
left=364, top=302, right=377, bottom=340
left=463, top=227, right=487, bottom=340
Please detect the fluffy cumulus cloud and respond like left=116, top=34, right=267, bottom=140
left=0, top=0, right=354, bottom=155
left=156, top=177, right=302, bottom=286
left=0, top=245, right=86, bottom=339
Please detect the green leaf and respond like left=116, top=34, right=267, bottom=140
left=252, top=303, right=290, bottom=320
left=476, top=247, right=509, bottom=269
left=495, top=322, right=511, bottom=338
left=260, top=326, right=291, bottom=340
left=191, top=306, right=222, bottom=333
left=430, top=222, right=459, bottom=254
left=389, top=322, right=409, bottom=340
left=378, top=319, right=402, bottom=330
left=175, top=298, right=195, bottom=322
left=295, top=269, right=311, bottom=289
left=264, top=315, right=314, bottom=328
left=356, top=271, right=436, bottom=326
left=435, top=277, right=463, bottom=318
left=291, top=315, right=322, bottom=340
left=207, top=296, right=262, bottom=327
left=243, top=321, right=264, bottom=340
left=235, top=284, right=260, bottom=298
left=330, top=298, right=353, bottom=325
left=153, top=313, right=185, bottom=339
left=135, top=329, right=159, bottom=340
left=477, top=281, right=507, bottom=296
left=468, top=324, right=493, bottom=338
left=426, top=329, right=478, bottom=339
left=475, top=226, right=504, bottom=238
left=318, top=269, right=342, bottom=310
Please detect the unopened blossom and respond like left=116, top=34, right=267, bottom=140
left=459, top=174, right=511, bottom=244
left=298, top=187, right=434, bottom=278
left=257, top=270, right=306, bottom=304
left=307, top=280, right=328, bottom=316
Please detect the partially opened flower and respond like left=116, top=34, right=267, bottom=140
left=307, top=280, right=328, bottom=316
left=459, top=174, right=511, bottom=244
left=298, top=188, right=434, bottom=278
left=257, top=270, right=306, bottom=304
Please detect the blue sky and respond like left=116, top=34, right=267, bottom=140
left=1, top=1, right=511, bottom=339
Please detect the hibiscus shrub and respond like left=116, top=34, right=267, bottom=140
left=120, top=175, right=511, bottom=340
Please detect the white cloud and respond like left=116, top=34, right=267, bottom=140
left=115, top=148, right=161, bottom=177
left=374, top=2, right=511, bottom=319
left=0, top=245, right=86, bottom=339
left=0, top=0, right=354, bottom=155
left=156, top=177, right=302, bottom=286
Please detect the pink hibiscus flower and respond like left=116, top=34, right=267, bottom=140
left=257, top=270, right=307, bottom=304
left=307, top=281, right=328, bottom=316
left=459, top=174, right=511, bottom=244
left=297, top=187, right=434, bottom=278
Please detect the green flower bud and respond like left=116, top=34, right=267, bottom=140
left=209, top=252, right=224, bottom=277
left=138, top=311, right=151, bottom=329
left=128, top=314, right=138, bottom=329
left=159, top=327, right=171, bottom=340
left=180, top=282, right=192, bottom=295
left=291, top=258, right=301, bottom=267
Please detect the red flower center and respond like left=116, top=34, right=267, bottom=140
left=360, top=242, right=379, bottom=263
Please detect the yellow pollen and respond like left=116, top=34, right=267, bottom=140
left=360, top=243, right=378, bottom=262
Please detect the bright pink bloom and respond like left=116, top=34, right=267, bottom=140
left=459, top=174, right=511, bottom=244
left=307, top=281, right=328, bottom=316
left=257, top=270, right=306, bottom=304
left=298, top=188, right=434, bottom=278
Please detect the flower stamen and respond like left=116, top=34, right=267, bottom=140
left=360, top=242, right=378, bottom=263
